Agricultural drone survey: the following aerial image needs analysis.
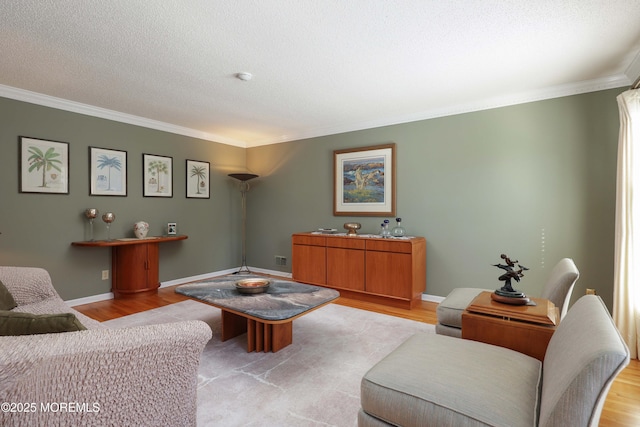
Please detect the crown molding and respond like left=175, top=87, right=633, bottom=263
left=0, top=84, right=248, bottom=148
left=246, top=75, right=631, bottom=147
left=625, top=51, right=640, bottom=87
left=0, top=75, right=630, bottom=150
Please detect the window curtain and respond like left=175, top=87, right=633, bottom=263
left=614, top=88, right=640, bottom=359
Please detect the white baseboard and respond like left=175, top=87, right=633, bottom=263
left=422, top=294, right=445, bottom=303
left=66, top=292, right=115, bottom=306
left=247, top=267, right=293, bottom=278
left=66, top=267, right=290, bottom=306
left=67, top=267, right=436, bottom=306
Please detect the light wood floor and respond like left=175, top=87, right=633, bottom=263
left=74, top=284, right=640, bottom=427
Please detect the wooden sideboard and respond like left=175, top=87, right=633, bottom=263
left=71, top=235, right=188, bottom=298
left=292, top=232, right=426, bottom=309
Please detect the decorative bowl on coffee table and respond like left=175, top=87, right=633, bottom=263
left=235, top=278, right=271, bottom=294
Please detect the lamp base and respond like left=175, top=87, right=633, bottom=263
left=232, top=265, right=253, bottom=275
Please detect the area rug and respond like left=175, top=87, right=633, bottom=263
left=104, top=299, right=434, bottom=426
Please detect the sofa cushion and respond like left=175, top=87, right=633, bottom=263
left=0, top=279, right=17, bottom=310
left=434, top=322, right=463, bottom=338
left=436, top=288, right=487, bottom=328
left=538, top=295, right=630, bottom=426
left=361, top=332, right=542, bottom=427
left=0, top=310, right=87, bottom=336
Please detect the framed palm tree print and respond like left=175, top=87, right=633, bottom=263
left=89, top=147, right=127, bottom=196
left=19, top=136, right=69, bottom=194
left=186, top=159, right=210, bottom=199
left=143, top=153, right=173, bottom=197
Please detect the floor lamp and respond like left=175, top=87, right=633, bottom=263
left=229, top=173, right=259, bottom=274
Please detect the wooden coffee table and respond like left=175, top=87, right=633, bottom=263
left=461, top=291, right=558, bottom=361
left=176, top=276, right=339, bottom=352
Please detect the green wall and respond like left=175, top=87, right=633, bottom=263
left=247, top=88, right=621, bottom=309
left=0, top=97, right=246, bottom=300
left=0, top=88, right=623, bottom=310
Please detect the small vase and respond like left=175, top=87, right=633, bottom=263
left=391, top=217, right=406, bottom=237
left=380, top=219, right=391, bottom=238
left=134, top=221, right=149, bottom=239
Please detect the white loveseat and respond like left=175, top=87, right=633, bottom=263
left=0, top=266, right=212, bottom=427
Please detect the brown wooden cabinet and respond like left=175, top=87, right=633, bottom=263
left=327, top=237, right=366, bottom=291
left=290, top=234, right=327, bottom=285
left=71, top=235, right=187, bottom=298
left=292, top=233, right=426, bottom=309
left=111, top=242, right=160, bottom=298
left=461, top=291, right=558, bottom=361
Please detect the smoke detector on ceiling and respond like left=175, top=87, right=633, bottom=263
left=235, top=72, right=253, bottom=81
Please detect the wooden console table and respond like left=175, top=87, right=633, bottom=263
left=461, top=291, right=558, bottom=361
left=71, top=235, right=188, bottom=298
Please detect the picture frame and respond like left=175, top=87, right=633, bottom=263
left=186, top=159, right=210, bottom=199
left=89, top=147, right=127, bottom=196
left=167, top=222, right=177, bottom=235
left=143, top=153, right=173, bottom=197
left=333, top=143, right=396, bottom=216
left=19, top=136, right=69, bottom=194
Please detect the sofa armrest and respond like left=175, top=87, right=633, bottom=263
left=0, top=267, right=60, bottom=306
left=0, top=320, right=212, bottom=427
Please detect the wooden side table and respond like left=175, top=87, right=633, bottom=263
left=72, top=235, right=187, bottom=298
left=461, top=291, right=558, bottom=361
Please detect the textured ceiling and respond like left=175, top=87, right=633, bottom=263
left=1, top=1, right=640, bottom=147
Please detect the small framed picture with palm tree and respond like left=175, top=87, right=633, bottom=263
left=89, top=147, right=127, bottom=196
left=19, top=136, right=69, bottom=194
left=186, top=159, right=210, bottom=199
left=143, top=153, right=173, bottom=197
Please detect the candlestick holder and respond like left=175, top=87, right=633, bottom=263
left=102, top=212, right=115, bottom=241
left=84, top=208, right=99, bottom=241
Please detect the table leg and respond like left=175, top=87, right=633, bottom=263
left=248, top=319, right=264, bottom=352
left=222, top=310, right=294, bottom=353
left=264, top=323, right=272, bottom=352
left=270, top=322, right=293, bottom=352
left=221, top=310, right=247, bottom=341
left=245, top=320, right=293, bottom=353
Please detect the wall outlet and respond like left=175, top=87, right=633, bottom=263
left=101, top=270, right=109, bottom=280
left=586, top=288, right=596, bottom=295
left=275, top=256, right=287, bottom=266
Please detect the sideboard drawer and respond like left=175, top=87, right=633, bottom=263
left=326, top=237, right=365, bottom=250
left=366, top=239, right=413, bottom=253
left=292, top=234, right=326, bottom=246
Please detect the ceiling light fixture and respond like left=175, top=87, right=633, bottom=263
left=235, top=72, right=253, bottom=81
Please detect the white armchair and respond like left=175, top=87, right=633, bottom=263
left=436, top=258, right=579, bottom=337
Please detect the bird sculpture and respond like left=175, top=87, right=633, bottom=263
left=493, top=254, right=528, bottom=295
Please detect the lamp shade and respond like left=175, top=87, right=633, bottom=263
left=228, top=173, right=259, bottom=181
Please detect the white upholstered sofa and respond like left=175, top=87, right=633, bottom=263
left=0, top=266, right=212, bottom=426
left=359, top=295, right=629, bottom=427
